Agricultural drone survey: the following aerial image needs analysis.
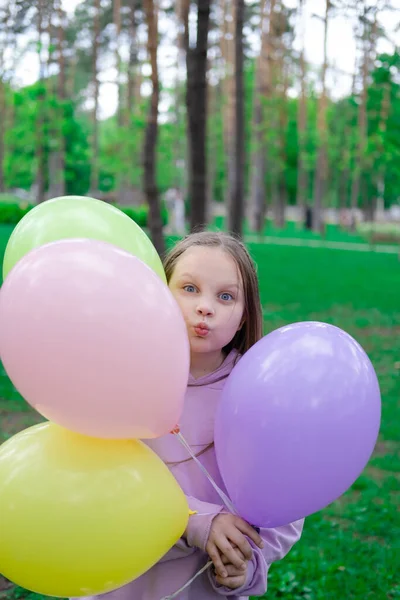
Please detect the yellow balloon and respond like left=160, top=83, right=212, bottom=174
left=0, top=422, right=188, bottom=597
left=3, top=195, right=166, bottom=282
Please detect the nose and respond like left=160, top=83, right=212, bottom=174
left=196, top=302, right=214, bottom=317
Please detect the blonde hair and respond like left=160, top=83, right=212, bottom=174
left=163, top=231, right=263, bottom=357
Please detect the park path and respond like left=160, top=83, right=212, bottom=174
left=244, top=235, right=399, bottom=254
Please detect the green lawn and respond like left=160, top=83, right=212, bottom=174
left=212, top=216, right=399, bottom=246
left=0, top=225, right=399, bottom=600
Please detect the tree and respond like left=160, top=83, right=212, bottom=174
left=90, top=0, right=101, bottom=194
left=350, top=2, right=384, bottom=222
left=296, top=0, right=308, bottom=215
left=126, top=0, right=140, bottom=118
left=34, top=0, right=49, bottom=203
left=227, top=0, right=245, bottom=236
left=173, top=0, right=189, bottom=200
left=336, top=50, right=358, bottom=212
left=312, top=0, right=330, bottom=232
left=0, top=4, right=10, bottom=192
left=47, top=0, right=68, bottom=198
left=271, top=0, right=293, bottom=228
left=187, top=0, right=212, bottom=231
left=249, top=0, right=275, bottom=232
left=220, top=0, right=235, bottom=208
left=143, top=0, right=164, bottom=254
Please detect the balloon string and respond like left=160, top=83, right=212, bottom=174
left=160, top=560, right=213, bottom=600
left=159, top=433, right=237, bottom=600
left=174, top=431, right=238, bottom=516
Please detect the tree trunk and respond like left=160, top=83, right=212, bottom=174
left=350, top=47, right=367, bottom=216
left=56, top=0, right=66, bottom=196
left=0, top=5, right=17, bottom=194
left=0, top=78, right=5, bottom=192
left=249, top=0, right=275, bottom=232
left=174, top=0, right=189, bottom=200
left=177, top=0, right=191, bottom=203
left=114, top=0, right=122, bottom=127
left=350, top=2, right=378, bottom=222
left=0, top=5, right=9, bottom=193
left=296, top=0, right=308, bottom=215
left=143, top=0, right=164, bottom=255
left=220, top=0, right=236, bottom=208
left=127, top=1, right=138, bottom=118
left=338, top=61, right=357, bottom=213
left=116, top=0, right=139, bottom=206
left=114, top=0, right=127, bottom=204
left=90, top=0, right=100, bottom=194
left=376, top=82, right=391, bottom=206
left=273, top=51, right=289, bottom=228
left=187, top=0, right=211, bottom=231
left=370, top=59, right=391, bottom=222
left=207, top=65, right=217, bottom=221
left=48, top=0, right=66, bottom=199
left=312, top=0, right=330, bottom=232
left=35, top=0, right=47, bottom=203
left=360, top=9, right=379, bottom=222
left=227, top=0, right=245, bottom=236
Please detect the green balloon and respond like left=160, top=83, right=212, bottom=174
left=3, top=196, right=166, bottom=282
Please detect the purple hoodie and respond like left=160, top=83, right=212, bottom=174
left=81, top=351, right=304, bottom=600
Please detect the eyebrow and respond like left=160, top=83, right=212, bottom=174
left=221, top=283, right=240, bottom=290
left=177, top=274, right=240, bottom=289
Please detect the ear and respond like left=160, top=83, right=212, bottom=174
left=237, top=318, right=245, bottom=331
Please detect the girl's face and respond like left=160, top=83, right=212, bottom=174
left=168, top=246, right=245, bottom=357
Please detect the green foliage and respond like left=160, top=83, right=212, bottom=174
left=2, top=49, right=400, bottom=212
left=0, top=202, right=34, bottom=224
left=4, top=82, right=91, bottom=195
left=0, top=194, right=24, bottom=204
left=0, top=199, right=167, bottom=228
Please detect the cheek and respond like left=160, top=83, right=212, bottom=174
left=171, top=293, right=192, bottom=319
left=220, top=304, right=244, bottom=333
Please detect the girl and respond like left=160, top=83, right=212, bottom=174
left=83, top=231, right=304, bottom=600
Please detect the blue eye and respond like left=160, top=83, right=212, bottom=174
left=220, top=292, right=233, bottom=302
left=184, top=285, right=196, bottom=293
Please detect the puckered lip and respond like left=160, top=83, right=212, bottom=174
left=194, top=322, right=210, bottom=331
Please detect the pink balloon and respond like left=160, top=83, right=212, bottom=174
left=0, top=239, right=190, bottom=439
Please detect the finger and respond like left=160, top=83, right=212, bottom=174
left=221, top=549, right=245, bottom=565
left=215, top=575, right=245, bottom=590
left=236, top=519, right=264, bottom=549
left=207, top=545, right=227, bottom=579
left=228, top=531, right=253, bottom=561
left=224, top=563, right=247, bottom=577
left=215, top=539, right=246, bottom=571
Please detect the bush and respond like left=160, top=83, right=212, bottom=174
left=0, top=201, right=34, bottom=224
left=0, top=193, right=26, bottom=204
left=0, top=199, right=168, bottom=228
left=357, top=222, right=400, bottom=244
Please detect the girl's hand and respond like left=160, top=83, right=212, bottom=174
left=205, top=514, right=263, bottom=578
left=214, top=552, right=248, bottom=589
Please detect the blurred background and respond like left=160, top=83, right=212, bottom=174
left=0, top=0, right=400, bottom=248
left=0, top=1, right=399, bottom=599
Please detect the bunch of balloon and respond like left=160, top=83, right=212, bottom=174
left=0, top=196, right=191, bottom=597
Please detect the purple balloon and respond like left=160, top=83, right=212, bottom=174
left=215, top=322, right=381, bottom=528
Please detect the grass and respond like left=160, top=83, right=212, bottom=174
left=246, top=242, right=400, bottom=600
left=212, top=216, right=399, bottom=246
left=0, top=194, right=24, bottom=204
left=0, top=225, right=399, bottom=600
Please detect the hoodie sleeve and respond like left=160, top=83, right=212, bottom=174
left=157, top=495, right=225, bottom=564
left=208, top=519, right=304, bottom=597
